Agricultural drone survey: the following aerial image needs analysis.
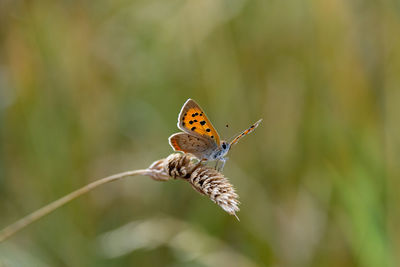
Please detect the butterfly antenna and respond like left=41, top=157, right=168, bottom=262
left=228, top=119, right=263, bottom=148
left=227, top=130, right=245, bottom=144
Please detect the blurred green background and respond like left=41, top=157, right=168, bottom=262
left=0, top=0, right=399, bottom=266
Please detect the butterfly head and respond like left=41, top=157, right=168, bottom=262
left=221, top=140, right=230, bottom=150
left=220, top=140, right=231, bottom=155
left=210, top=140, right=230, bottom=160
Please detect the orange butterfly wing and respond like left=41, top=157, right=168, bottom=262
left=169, top=134, right=184, bottom=152
left=177, top=99, right=221, bottom=146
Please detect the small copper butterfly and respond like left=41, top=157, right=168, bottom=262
left=169, top=99, right=262, bottom=170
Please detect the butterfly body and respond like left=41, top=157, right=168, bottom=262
left=169, top=99, right=261, bottom=170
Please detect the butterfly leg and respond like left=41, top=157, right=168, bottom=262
left=217, top=158, right=227, bottom=172
left=214, top=160, right=220, bottom=170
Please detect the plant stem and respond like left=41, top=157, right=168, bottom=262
left=0, top=169, right=149, bottom=243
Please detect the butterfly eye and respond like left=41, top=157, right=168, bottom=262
left=222, top=143, right=227, bottom=149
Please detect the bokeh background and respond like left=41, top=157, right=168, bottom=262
left=0, top=0, right=399, bottom=266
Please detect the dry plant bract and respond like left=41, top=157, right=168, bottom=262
left=0, top=153, right=240, bottom=242
left=159, top=154, right=240, bottom=218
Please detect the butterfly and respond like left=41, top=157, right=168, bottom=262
left=169, top=99, right=262, bottom=170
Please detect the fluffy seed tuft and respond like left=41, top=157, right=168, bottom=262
left=148, top=153, right=240, bottom=219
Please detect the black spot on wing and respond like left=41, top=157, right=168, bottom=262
left=191, top=127, right=196, bottom=131
left=200, top=121, right=206, bottom=125
left=206, top=128, right=211, bottom=132
left=189, top=121, right=194, bottom=124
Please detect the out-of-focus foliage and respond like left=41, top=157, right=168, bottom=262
left=0, top=0, right=399, bottom=266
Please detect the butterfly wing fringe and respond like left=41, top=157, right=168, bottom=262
left=147, top=153, right=240, bottom=218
